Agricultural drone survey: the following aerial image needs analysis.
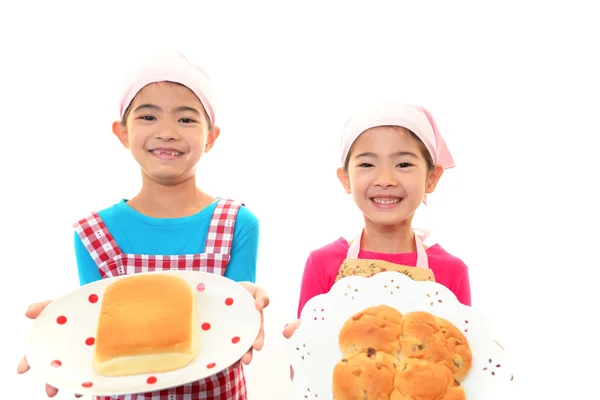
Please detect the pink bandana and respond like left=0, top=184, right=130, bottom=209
left=118, top=51, right=216, bottom=125
left=340, top=102, right=455, bottom=204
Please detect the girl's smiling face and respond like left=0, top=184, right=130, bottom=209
left=112, top=81, right=220, bottom=186
left=338, top=125, right=443, bottom=229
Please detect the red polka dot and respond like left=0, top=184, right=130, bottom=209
left=202, top=323, right=211, bottom=331
left=196, top=283, right=206, bottom=292
left=88, top=294, right=98, bottom=303
left=81, top=382, right=93, bottom=388
left=232, top=336, right=240, bottom=344
left=51, top=360, right=62, bottom=368
left=225, top=298, right=234, bottom=306
left=147, top=376, right=157, bottom=384
left=85, top=337, right=95, bottom=346
left=56, top=316, right=67, bottom=325
left=207, top=362, right=216, bottom=369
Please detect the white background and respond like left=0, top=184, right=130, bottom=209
left=1, top=1, right=598, bottom=399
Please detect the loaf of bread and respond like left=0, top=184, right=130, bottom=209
left=332, top=306, right=472, bottom=400
left=93, top=274, right=197, bottom=377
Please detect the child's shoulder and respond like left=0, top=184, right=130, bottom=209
left=231, top=201, right=259, bottom=227
left=73, top=199, right=128, bottom=226
left=307, top=237, right=350, bottom=262
left=426, top=243, right=469, bottom=272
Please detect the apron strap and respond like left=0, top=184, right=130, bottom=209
left=414, top=228, right=429, bottom=269
left=73, top=212, right=123, bottom=267
left=347, top=228, right=429, bottom=269
left=205, top=198, right=244, bottom=255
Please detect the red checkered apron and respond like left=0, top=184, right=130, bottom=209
left=73, top=198, right=247, bottom=400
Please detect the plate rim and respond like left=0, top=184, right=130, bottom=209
left=25, top=270, right=261, bottom=396
left=286, top=271, right=513, bottom=399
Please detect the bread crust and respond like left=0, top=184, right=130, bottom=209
left=338, top=305, right=404, bottom=360
left=92, top=274, right=197, bottom=376
left=332, top=349, right=397, bottom=399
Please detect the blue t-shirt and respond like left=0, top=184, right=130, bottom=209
left=74, top=199, right=259, bottom=286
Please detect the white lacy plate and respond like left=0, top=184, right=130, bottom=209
left=286, top=271, right=514, bottom=400
left=25, top=271, right=261, bottom=397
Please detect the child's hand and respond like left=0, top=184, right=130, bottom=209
left=282, top=319, right=301, bottom=339
left=237, top=282, right=270, bottom=366
left=16, top=301, right=83, bottom=398
left=282, top=319, right=301, bottom=380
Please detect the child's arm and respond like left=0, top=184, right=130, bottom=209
left=284, top=253, right=330, bottom=380
left=223, top=208, right=259, bottom=283
left=74, top=232, right=102, bottom=285
left=297, top=253, right=328, bottom=318
left=455, top=265, right=472, bottom=306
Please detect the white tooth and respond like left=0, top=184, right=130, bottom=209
left=373, top=198, right=400, bottom=204
left=151, top=150, right=180, bottom=156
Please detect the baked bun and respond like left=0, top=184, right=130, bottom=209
left=332, top=348, right=397, bottom=399
left=93, top=274, right=197, bottom=376
left=391, top=359, right=465, bottom=400
left=399, top=311, right=453, bottom=368
left=332, top=306, right=472, bottom=400
left=399, top=312, right=472, bottom=381
left=338, top=305, right=404, bottom=359
left=435, top=316, right=473, bottom=381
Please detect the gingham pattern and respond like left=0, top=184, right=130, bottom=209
left=73, top=198, right=247, bottom=400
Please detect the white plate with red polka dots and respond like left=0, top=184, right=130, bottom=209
left=25, top=270, right=261, bottom=397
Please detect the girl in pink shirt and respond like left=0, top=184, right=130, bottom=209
left=284, top=101, right=471, bottom=344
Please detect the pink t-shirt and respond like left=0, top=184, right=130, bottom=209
left=297, top=237, right=471, bottom=317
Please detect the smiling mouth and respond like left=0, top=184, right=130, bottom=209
left=149, top=149, right=183, bottom=157
left=371, top=197, right=402, bottom=205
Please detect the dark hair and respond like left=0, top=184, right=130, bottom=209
left=120, top=81, right=214, bottom=130
left=343, top=126, right=434, bottom=172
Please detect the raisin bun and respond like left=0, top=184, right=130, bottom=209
left=399, top=312, right=472, bottom=381
left=338, top=305, right=404, bottom=360
left=391, top=358, right=466, bottom=400
left=332, top=348, right=397, bottom=399
left=435, top=317, right=473, bottom=381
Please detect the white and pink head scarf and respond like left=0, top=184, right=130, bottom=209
left=340, top=102, right=455, bottom=204
left=118, top=51, right=216, bottom=125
